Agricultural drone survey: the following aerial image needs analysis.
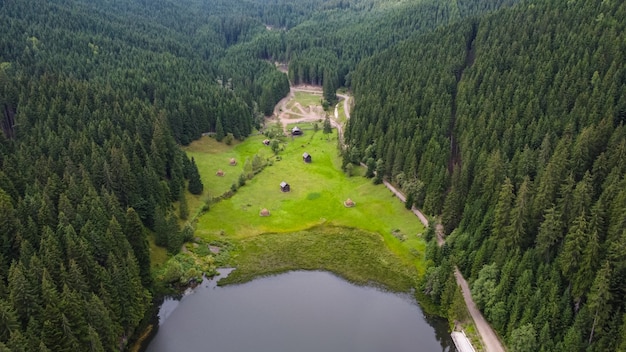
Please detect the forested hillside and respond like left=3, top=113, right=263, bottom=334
left=0, top=0, right=295, bottom=144
left=344, top=0, right=626, bottom=350
left=4, top=0, right=624, bottom=349
left=244, top=0, right=519, bottom=92
left=0, top=0, right=292, bottom=349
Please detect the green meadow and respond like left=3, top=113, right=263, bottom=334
left=218, top=227, right=418, bottom=292
left=181, top=94, right=428, bottom=292
left=336, top=101, right=347, bottom=124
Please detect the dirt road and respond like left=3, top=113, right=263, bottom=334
left=270, top=85, right=345, bottom=135
left=338, top=93, right=351, bottom=119
left=364, top=143, right=503, bottom=352
left=381, top=179, right=430, bottom=228
left=455, top=268, right=506, bottom=352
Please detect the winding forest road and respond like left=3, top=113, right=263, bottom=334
left=380, top=180, right=430, bottom=228
left=338, top=93, right=351, bottom=119
left=455, top=269, right=506, bottom=352
left=271, top=85, right=344, bottom=134
left=376, top=174, right=505, bottom=352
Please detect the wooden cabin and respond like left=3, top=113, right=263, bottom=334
left=280, top=181, right=290, bottom=192
left=303, top=152, right=312, bottom=163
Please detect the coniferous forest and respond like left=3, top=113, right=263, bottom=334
left=1, top=0, right=625, bottom=350
left=344, top=0, right=626, bottom=350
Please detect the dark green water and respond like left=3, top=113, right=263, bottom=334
left=147, top=269, right=456, bottom=352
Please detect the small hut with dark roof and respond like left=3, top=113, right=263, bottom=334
left=291, top=126, right=302, bottom=136
left=302, top=152, right=311, bottom=163
left=280, top=181, right=290, bottom=192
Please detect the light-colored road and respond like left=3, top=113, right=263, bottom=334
left=270, top=85, right=344, bottom=136
left=338, top=93, right=351, bottom=120
left=380, top=179, right=430, bottom=228
left=357, top=123, right=503, bottom=352
left=272, top=85, right=322, bottom=131
left=455, top=268, right=506, bottom=352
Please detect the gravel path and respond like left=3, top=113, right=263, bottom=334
left=455, top=268, right=506, bottom=352
left=337, top=93, right=351, bottom=119
left=381, top=180, right=430, bottom=228
left=366, top=149, right=503, bottom=352
left=270, top=85, right=330, bottom=134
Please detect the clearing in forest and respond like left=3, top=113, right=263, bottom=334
left=182, top=89, right=429, bottom=290
left=273, top=87, right=333, bottom=133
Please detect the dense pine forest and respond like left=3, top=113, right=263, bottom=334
left=1, top=0, right=519, bottom=349
left=2, top=0, right=624, bottom=350
left=344, top=0, right=626, bottom=350
left=0, top=0, right=292, bottom=349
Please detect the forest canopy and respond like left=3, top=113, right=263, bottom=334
left=344, top=0, right=626, bottom=350
left=2, top=0, right=623, bottom=350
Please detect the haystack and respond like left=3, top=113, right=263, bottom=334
left=216, top=169, right=225, bottom=176
left=229, top=158, right=237, bottom=166
left=259, top=208, right=270, bottom=217
left=344, top=198, right=356, bottom=207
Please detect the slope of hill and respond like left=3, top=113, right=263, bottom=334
left=0, top=0, right=286, bottom=349
left=344, top=0, right=626, bottom=350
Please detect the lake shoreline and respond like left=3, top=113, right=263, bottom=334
left=144, top=270, right=456, bottom=352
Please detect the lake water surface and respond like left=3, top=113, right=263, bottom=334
left=147, top=269, right=456, bottom=352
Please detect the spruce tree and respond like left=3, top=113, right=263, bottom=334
left=365, top=157, right=376, bottom=178
left=374, top=159, right=384, bottom=184
left=124, top=208, right=152, bottom=287
left=215, top=116, right=225, bottom=142
left=187, top=157, right=203, bottom=195
left=178, top=190, right=189, bottom=220
left=323, top=116, right=332, bottom=134
left=323, top=69, right=337, bottom=105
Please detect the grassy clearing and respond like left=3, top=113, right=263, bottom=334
left=219, top=226, right=417, bottom=292
left=184, top=134, right=273, bottom=200
left=186, top=128, right=429, bottom=277
left=195, top=131, right=418, bottom=238
left=179, top=90, right=429, bottom=294
left=336, top=99, right=348, bottom=125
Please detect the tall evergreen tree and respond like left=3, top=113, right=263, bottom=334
left=323, top=69, right=338, bottom=105
left=215, top=116, right=225, bottom=142
left=124, top=208, right=151, bottom=287
left=323, top=116, right=332, bottom=134
left=187, top=157, right=204, bottom=195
